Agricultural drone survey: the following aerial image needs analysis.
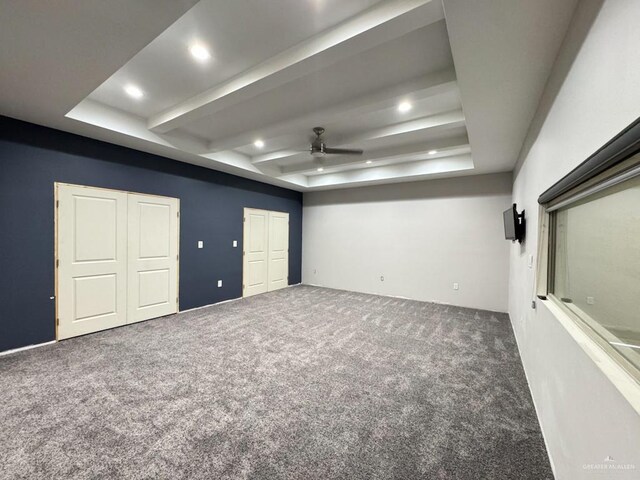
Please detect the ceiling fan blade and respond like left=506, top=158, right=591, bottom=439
left=322, top=147, right=364, bottom=155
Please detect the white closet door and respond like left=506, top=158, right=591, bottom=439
left=127, top=193, right=179, bottom=324
left=267, top=211, right=289, bottom=292
left=57, top=184, right=128, bottom=340
left=243, top=208, right=269, bottom=297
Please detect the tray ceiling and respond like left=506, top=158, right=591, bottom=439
left=2, top=0, right=579, bottom=191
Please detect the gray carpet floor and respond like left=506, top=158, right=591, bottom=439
left=0, top=285, right=553, bottom=479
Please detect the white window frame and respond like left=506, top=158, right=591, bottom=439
left=535, top=155, right=640, bottom=414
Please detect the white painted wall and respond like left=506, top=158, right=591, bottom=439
left=303, top=173, right=512, bottom=312
left=509, top=1, right=640, bottom=478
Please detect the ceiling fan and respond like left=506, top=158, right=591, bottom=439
left=309, top=127, right=363, bottom=157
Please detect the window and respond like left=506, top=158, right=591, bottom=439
left=537, top=117, right=640, bottom=383
left=548, top=173, right=640, bottom=374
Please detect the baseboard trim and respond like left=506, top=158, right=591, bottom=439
left=178, top=283, right=302, bottom=314
left=178, top=296, right=242, bottom=314
left=302, top=283, right=507, bottom=314
left=0, top=340, right=57, bottom=357
left=506, top=313, right=557, bottom=479
left=1, top=285, right=304, bottom=355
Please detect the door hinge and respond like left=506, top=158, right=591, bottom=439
left=56, top=259, right=59, bottom=268
left=243, top=251, right=245, bottom=256
left=56, top=318, right=59, bottom=326
left=243, top=217, right=246, bottom=223
left=177, top=254, right=179, bottom=261
left=177, top=211, right=180, bottom=218
left=56, top=200, right=59, bottom=208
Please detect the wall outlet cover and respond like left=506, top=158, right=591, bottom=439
left=217, top=280, right=222, bottom=288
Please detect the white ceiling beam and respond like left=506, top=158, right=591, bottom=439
left=307, top=154, right=474, bottom=189
left=334, top=109, right=465, bottom=146
left=253, top=109, right=466, bottom=165
left=252, top=149, right=305, bottom=165
left=147, top=0, right=445, bottom=133
left=279, top=136, right=470, bottom=175
left=209, top=69, right=457, bottom=153
left=68, top=99, right=210, bottom=152
left=66, top=99, right=309, bottom=191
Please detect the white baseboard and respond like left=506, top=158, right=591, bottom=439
left=507, top=313, right=557, bottom=478
left=178, top=296, right=242, bottom=314
left=178, top=283, right=302, bottom=314
left=301, top=283, right=506, bottom=313
left=0, top=340, right=57, bottom=357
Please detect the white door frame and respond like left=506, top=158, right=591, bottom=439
left=54, top=182, right=180, bottom=340
left=55, top=184, right=128, bottom=340
left=267, top=210, right=289, bottom=292
left=242, top=207, right=289, bottom=298
left=242, top=208, right=270, bottom=297
left=127, top=192, right=180, bottom=324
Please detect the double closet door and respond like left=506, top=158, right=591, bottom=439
left=243, top=208, right=289, bottom=297
left=56, top=183, right=179, bottom=340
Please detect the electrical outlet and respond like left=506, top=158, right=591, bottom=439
left=217, top=280, right=222, bottom=288
left=453, top=282, right=459, bottom=290
left=380, top=275, right=384, bottom=282
left=586, top=296, right=595, bottom=305
left=233, top=240, right=237, bottom=247
left=197, top=241, right=204, bottom=249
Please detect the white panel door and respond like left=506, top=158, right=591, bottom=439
left=243, top=208, right=269, bottom=297
left=57, top=184, right=128, bottom=340
left=268, top=211, right=289, bottom=292
left=127, top=193, right=179, bottom=324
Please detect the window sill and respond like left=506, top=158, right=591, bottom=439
left=541, top=297, right=640, bottom=416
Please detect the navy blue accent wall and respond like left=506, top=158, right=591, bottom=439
left=0, top=116, right=302, bottom=352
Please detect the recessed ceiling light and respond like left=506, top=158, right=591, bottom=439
left=189, top=43, right=211, bottom=62
left=317, top=167, right=324, bottom=172
left=398, top=101, right=412, bottom=113
left=254, top=139, right=265, bottom=148
left=124, top=84, right=144, bottom=99
left=428, top=149, right=438, bottom=155
left=366, top=160, right=372, bottom=164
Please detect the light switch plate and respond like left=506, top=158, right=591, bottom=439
left=198, top=241, right=203, bottom=249
left=233, top=240, right=237, bottom=247
left=453, top=282, right=459, bottom=290
left=217, top=280, right=222, bottom=288
left=528, top=254, right=534, bottom=269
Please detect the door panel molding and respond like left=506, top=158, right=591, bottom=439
left=127, top=193, right=179, bottom=324
left=56, top=184, right=128, bottom=340
left=55, top=183, right=180, bottom=340
left=242, top=208, right=289, bottom=297
left=268, top=211, right=289, bottom=292
left=243, top=208, right=269, bottom=297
